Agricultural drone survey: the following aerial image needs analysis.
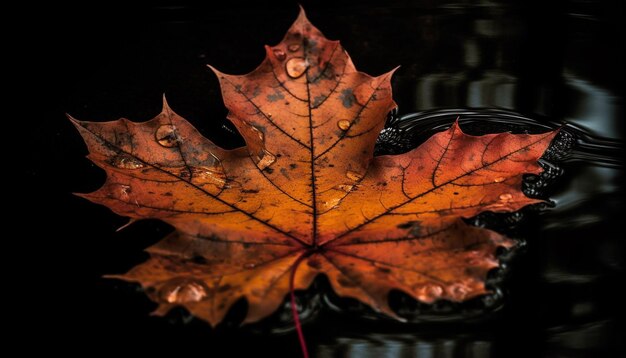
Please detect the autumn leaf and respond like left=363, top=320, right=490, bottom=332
left=71, top=9, right=558, bottom=326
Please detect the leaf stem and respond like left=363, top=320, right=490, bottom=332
left=290, top=253, right=309, bottom=358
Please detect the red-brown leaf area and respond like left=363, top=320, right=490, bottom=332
left=71, top=9, right=558, bottom=326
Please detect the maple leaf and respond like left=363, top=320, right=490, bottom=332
left=71, top=9, right=557, bottom=326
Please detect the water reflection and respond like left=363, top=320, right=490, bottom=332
left=410, top=3, right=525, bottom=112
left=406, top=1, right=622, bottom=142
left=313, top=319, right=619, bottom=357
left=308, top=1, right=623, bottom=356
left=317, top=334, right=478, bottom=358
left=564, top=74, right=621, bottom=139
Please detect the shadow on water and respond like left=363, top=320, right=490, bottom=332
left=38, top=0, right=624, bottom=356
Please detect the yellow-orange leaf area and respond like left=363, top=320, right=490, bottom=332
left=71, top=9, right=558, bottom=326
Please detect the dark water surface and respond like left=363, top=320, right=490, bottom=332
left=33, top=1, right=623, bottom=356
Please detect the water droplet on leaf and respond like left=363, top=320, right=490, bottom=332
left=250, top=126, right=265, bottom=141
left=119, top=185, right=131, bottom=198
left=192, top=166, right=226, bottom=187
left=494, top=177, right=505, bottom=183
left=287, top=44, right=300, bottom=52
left=244, top=263, right=256, bottom=269
left=336, top=184, right=354, bottom=192
left=155, top=124, right=179, bottom=147
left=273, top=48, right=286, bottom=60
left=257, top=150, right=276, bottom=170
left=322, top=197, right=342, bottom=210
left=159, top=279, right=208, bottom=303
left=499, top=193, right=513, bottom=202
left=346, top=170, right=364, bottom=181
left=110, top=154, right=144, bottom=169
left=449, top=283, right=468, bottom=299
left=420, top=283, right=443, bottom=301
left=337, top=120, right=351, bottom=131
left=285, top=57, right=308, bottom=78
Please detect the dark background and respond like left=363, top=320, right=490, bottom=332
left=29, top=0, right=623, bottom=356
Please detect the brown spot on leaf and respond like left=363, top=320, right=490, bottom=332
left=307, top=258, right=321, bottom=269
left=337, top=277, right=357, bottom=288
left=339, top=88, right=356, bottom=108
left=217, top=284, right=232, bottom=293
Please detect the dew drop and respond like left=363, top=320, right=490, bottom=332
left=426, top=284, right=443, bottom=296
left=285, top=57, right=308, bottom=78
left=322, top=197, right=342, bottom=210
left=494, top=177, right=506, bottom=183
left=272, top=48, right=286, bottom=60
left=250, top=126, right=265, bottom=141
left=346, top=170, right=364, bottom=181
left=155, top=124, right=179, bottom=147
left=119, top=185, right=131, bottom=198
left=420, top=283, right=443, bottom=301
left=191, top=166, right=227, bottom=188
left=449, top=283, right=469, bottom=300
left=110, top=154, right=144, bottom=169
left=337, top=120, right=351, bottom=131
left=288, top=44, right=300, bottom=52
left=336, top=184, right=354, bottom=192
left=465, top=250, right=484, bottom=266
left=257, top=150, right=276, bottom=170
left=244, top=263, right=256, bottom=269
left=499, top=193, right=513, bottom=202
left=159, top=279, right=208, bottom=304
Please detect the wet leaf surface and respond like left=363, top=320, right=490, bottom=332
left=72, top=9, right=557, bottom=326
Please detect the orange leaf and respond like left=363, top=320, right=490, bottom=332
left=71, top=9, right=558, bottom=326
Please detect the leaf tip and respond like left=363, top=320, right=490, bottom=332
left=448, top=117, right=463, bottom=135
left=296, top=4, right=308, bottom=23
left=206, top=63, right=219, bottom=73
left=377, top=305, right=407, bottom=323
left=549, top=126, right=562, bottom=139
left=161, top=93, right=171, bottom=113
left=72, top=191, right=88, bottom=199
left=66, top=113, right=82, bottom=128
left=150, top=305, right=175, bottom=318
left=375, top=66, right=400, bottom=83
left=394, top=315, right=408, bottom=323
left=289, top=4, right=321, bottom=38
left=116, top=218, right=138, bottom=232
left=102, top=274, right=127, bottom=280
